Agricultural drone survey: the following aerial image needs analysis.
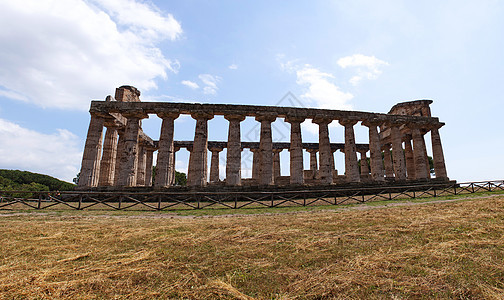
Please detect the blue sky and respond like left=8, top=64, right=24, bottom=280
left=0, top=0, right=502, bottom=183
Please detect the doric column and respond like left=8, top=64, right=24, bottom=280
left=362, top=120, right=385, bottom=182
left=423, top=139, right=431, bottom=179
left=383, top=143, right=395, bottom=178
left=145, top=147, right=154, bottom=186
left=98, top=125, right=118, bottom=186
left=255, top=114, right=276, bottom=185
left=187, top=112, right=214, bottom=186
left=285, top=117, right=305, bottom=185
left=411, top=125, right=429, bottom=180
left=136, top=144, right=147, bottom=186
left=154, top=112, right=179, bottom=187
left=389, top=122, right=407, bottom=181
left=172, top=146, right=180, bottom=185
left=312, top=117, right=333, bottom=184
left=251, top=148, right=260, bottom=180
left=339, top=119, right=360, bottom=183
left=307, top=149, right=318, bottom=174
left=273, top=149, right=282, bottom=183
left=359, top=150, right=370, bottom=175
left=209, top=147, right=223, bottom=183
left=117, top=111, right=148, bottom=187
left=225, top=114, right=246, bottom=186
left=430, top=123, right=448, bottom=179
left=330, top=149, right=336, bottom=174
left=404, top=136, right=416, bottom=180
left=78, top=113, right=105, bottom=187
left=113, top=130, right=125, bottom=186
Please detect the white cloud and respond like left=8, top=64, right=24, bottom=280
left=91, top=0, right=182, bottom=42
left=337, top=54, right=389, bottom=85
left=228, top=64, right=238, bottom=70
left=198, top=74, right=221, bottom=95
left=0, top=118, right=82, bottom=182
left=181, top=80, right=199, bottom=89
left=0, top=0, right=182, bottom=110
left=296, top=64, right=354, bottom=110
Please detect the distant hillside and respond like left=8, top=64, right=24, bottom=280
left=0, top=169, right=75, bottom=191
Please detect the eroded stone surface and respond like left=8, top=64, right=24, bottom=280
left=79, top=86, right=449, bottom=189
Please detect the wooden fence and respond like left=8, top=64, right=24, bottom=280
left=0, top=180, right=502, bottom=211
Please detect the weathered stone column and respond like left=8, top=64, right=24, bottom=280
left=117, top=111, right=148, bottom=187
left=312, top=117, right=333, bottom=184
left=339, top=119, right=360, bottom=183
left=285, top=117, right=304, bottom=185
left=362, top=121, right=385, bottom=182
left=136, top=144, right=147, bottom=186
left=154, top=112, right=179, bottom=187
left=430, top=123, right=448, bottom=179
left=383, top=144, right=395, bottom=178
left=172, top=146, right=180, bottom=185
left=404, top=136, right=416, bottom=180
left=187, top=112, right=213, bottom=186
left=307, top=149, right=318, bottom=174
left=225, top=115, right=246, bottom=186
left=330, top=149, right=336, bottom=174
left=389, top=123, right=407, bottom=181
left=113, top=130, right=125, bottom=186
left=256, top=114, right=276, bottom=185
left=78, top=113, right=105, bottom=187
left=411, top=125, right=429, bottom=180
left=145, top=147, right=154, bottom=186
left=423, top=139, right=431, bottom=179
left=251, top=148, right=260, bottom=180
left=273, top=148, right=282, bottom=183
left=209, top=147, right=222, bottom=183
left=98, top=125, right=118, bottom=186
left=359, top=150, right=370, bottom=176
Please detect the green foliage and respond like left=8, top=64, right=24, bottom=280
left=0, top=169, right=75, bottom=191
left=151, top=166, right=187, bottom=186
left=174, top=171, right=187, bottom=186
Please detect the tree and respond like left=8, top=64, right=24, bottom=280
left=151, top=166, right=187, bottom=186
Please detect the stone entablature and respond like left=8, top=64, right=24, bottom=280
left=90, top=101, right=440, bottom=125
left=78, top=86, right=449, bottom=189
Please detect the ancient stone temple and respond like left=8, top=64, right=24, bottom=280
left=78, top=85, right=449, bottom=189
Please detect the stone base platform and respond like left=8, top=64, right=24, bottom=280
left=77, top=178, right=456, bottom=196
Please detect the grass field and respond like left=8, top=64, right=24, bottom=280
left=1, top=194, right=504, bottom=299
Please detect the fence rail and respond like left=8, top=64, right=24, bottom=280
left=0, top=180, right=503, bottom=211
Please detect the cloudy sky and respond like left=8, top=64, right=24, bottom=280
left=0, top=0, right=502, bottom=183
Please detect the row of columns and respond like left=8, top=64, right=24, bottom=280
left=79, top=112, right=448, bottom=188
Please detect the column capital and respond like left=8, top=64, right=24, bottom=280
left=191, top=111, right=214, bottom=120
left=312, top=116, right=332, bottom=125
left=224, top=114, right=246, bottom=122
left=381, top=143, right=391, bottom=151
left=249, top=147, right=260, bottom=153
left=272, top=148, right=283, bottom=154
left=306, top=148, right=318, bottom=153
left=338, top=119, right=358, bottom=127
left=103, top=118, right=123, bottom=128
left=284, top=116, right=305, bottom=123
left=157, top=111, right=180, bottom=119
left=209, top=146, right=223, bottom=152
left=255, top=113, right=276, bottom=122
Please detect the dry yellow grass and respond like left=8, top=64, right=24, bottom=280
left=1, top=196, right=504, bottom=299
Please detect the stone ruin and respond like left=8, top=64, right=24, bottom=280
left=78, top=85, right=449, bottom=189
